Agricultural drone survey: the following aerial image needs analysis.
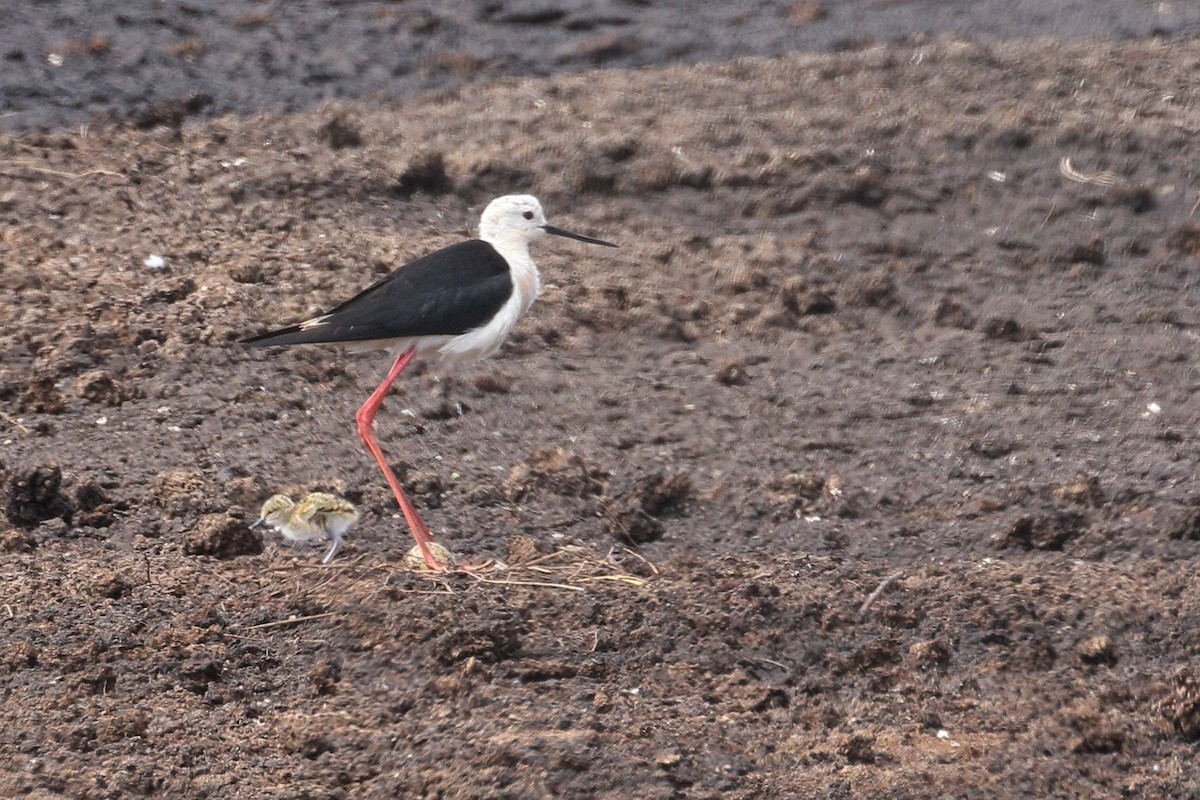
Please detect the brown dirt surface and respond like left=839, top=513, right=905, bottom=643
left=5, top=0, right=1198, bottom=133
left=3, top=21, right=1200, bottom=800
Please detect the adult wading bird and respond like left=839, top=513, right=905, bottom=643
left=243, top=195, right=617, bottom=570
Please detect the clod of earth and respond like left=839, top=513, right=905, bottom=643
left=183, top=513, right=264, bottom=558
left=5, top=464, right=73, bottom=528
left=602, top=471, right=692, bottom=544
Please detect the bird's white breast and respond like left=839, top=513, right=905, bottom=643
left=438, top=240, right=540, bottom=362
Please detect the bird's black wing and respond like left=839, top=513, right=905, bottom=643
left=242, top=240, right=513, bottom=346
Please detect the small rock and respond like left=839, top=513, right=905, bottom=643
left=407, top=9, right=441, bottom=34
left=36, top=518, right=70, bottom=540
left=1018, top=635, right=1058, bottom=671
left=0, top=374, right=20, bottom=402
left=714, top=360, right=749, bottom=386
left=1052, top=475, right=1105, bottom=508
left=627, top=153, right=681, bottom=192
left=404, top=542, right=455, bottom=571
left=1076, top=635, right=1118, bottom=667
left=968, top=437, right=1017, bottom=459
left=1112, top=183, right=1155, bottom=213
left=1, top=639, right=39, bottom=669
left=655, top=751, right=682, bottom=769
left=1065, top=701, right=1125, bottom=754
left=1133, top=306, right=1181, bottom=326
left=225, top=475, right=268, bottom=508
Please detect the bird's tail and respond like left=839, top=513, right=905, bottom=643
left=240, top=324, right=329, bottom=347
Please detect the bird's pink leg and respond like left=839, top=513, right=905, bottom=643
left=355, top=346, right=446, bottom=571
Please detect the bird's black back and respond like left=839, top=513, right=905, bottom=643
left=243, top=240, right=513, bottom=346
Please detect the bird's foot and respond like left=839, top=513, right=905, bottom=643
left=319, top=536, right=344, bottom=565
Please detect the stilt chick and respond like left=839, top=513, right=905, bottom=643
left=251, top=492, right=359, bottom=564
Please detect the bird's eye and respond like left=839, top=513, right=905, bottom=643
left=522, top=211, right=534, bottom=220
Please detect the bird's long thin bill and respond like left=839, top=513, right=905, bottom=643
left=542, top=224, right=618, bottom=248
left=249, top=518, right=265, bottom=529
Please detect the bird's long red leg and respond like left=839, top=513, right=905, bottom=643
left=355, top=346, right=447, bottom=571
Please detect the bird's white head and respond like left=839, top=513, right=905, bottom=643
left=479, top=195, right=547, bottom=246
left=478, top=194, right=618, bottom=250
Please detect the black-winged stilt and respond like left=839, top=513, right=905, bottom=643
left=243, top=195, right=617, bottom=570
left=252, top=491, right=360, bottom=564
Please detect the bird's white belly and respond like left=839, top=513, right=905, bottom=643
left=438, top=255, right=539, bottom=363
left=278, top=520, right=325, bottom=543
left=437, top=289, right=526, bottom=361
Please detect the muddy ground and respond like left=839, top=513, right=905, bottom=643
left=3, top=16, right=1200, bottom=800
left=4, top=0, right=1200, bottom=133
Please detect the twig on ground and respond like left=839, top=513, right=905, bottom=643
left=463, top=572, right=585, bottom=592
left=622, top=546, right=660, bottom=575
left=575, top=574, right=647, bottom=587
left=244, top=612, right=336, bottom=630
left=0, top=160, right=124, bottom=180
left=0, top=411, right=30, bottom=434
left=1058, top=157, right=1119, bottom=187
left=858, top=571, right=903, bottom=616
